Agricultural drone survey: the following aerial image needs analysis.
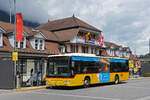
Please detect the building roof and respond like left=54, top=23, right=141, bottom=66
left=53, top=28, right=79, bottom=41
left=0, top=36, right=14, bottom=52
left=37, top=16, right=101, bottom=32
left=104, top=41, right=121, bottom=49
left=0, top=35, right=60, bottom=55
left=0, top=21, right=58, bottom=41
left=0, top=21, right=32, bottom=35
left=39, top=29, right=59, bottom=41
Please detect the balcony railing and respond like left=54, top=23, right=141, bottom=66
left=70, top=36, right=99, bottom=46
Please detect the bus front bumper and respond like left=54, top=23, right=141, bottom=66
left=46, top=79, right=73, bottom=87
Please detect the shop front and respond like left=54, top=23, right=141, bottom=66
left=16, top=57, right=47, bottom=88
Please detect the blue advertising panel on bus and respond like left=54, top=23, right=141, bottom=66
left=72, top=56, right=99, bottom=62
left=99, top=73, right=110, bottom=82
left=110, top=58, right=126, bottom=63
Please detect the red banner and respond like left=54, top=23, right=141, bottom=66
left=98, top=36, right=104, bottom=47
left=16, top=13, right=23, bottom=42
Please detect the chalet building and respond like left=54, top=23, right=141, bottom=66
left=37, top=16, right=132, bottom=59
left=103, top=41, right=131, bottom=58
left=0, top=16, right=133, bottom=89
left=37, top=16, right=102, bottom=56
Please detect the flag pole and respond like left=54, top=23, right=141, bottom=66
left=9, top=0, right=12, bottom=24
left=13, top=0, right=17, bottom=89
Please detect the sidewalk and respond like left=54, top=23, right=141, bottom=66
left=129, top=76, right=147, bottom=80
left=13, top=86, right=46, bottom=91
left=0, top=89, right=13, bottom=95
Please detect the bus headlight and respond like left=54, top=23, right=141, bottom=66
left=64, top=81, right=70, bottom=84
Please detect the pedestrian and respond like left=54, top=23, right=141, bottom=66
left=37, top=72, right=41, bottom=86
left=28, top=68, right=34, bottom=86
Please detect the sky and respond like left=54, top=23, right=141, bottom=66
left=0, top=0, right=150, bottom=55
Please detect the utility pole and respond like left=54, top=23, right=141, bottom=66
left=13, top=0, right=17, bottom=89
left=9, top=0, right=12, bottom=24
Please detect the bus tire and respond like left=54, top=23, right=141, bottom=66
left=114, top=75, right=119, bottom=84
left=84, top=77, right=90, bottom=88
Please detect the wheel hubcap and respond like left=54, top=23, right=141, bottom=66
left=84, top=79, right=90, bottom=87
left=115, top=79, right=118, bottom=84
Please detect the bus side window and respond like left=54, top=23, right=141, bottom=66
left=83, top=67, right=87, bottom=73
left=74, top=61, right=81, bottom=74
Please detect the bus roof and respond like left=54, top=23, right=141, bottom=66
left=48, top=53, right=97, bottom=57
left=48, top=53, right=128, bottom=60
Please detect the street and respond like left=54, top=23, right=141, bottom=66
left=0, top=77, right=150, bottom=100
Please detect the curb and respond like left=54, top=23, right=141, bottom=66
left=130, top=78, right=141, bottom=80
left=13, top=86, right=46, bottom=92
left=130, top=77, right=144, bottom=80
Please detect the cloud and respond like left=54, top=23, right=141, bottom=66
left=0, top=0, right=150, bottom=55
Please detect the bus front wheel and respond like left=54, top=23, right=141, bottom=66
left=115, top=75, right=119, bottom=84
left=84, top=77, right=90, bottom=88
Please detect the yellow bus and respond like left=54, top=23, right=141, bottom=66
left=45, top=53, right=129, bottom=87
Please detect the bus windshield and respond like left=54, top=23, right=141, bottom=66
left=47, top=56, right=72, bottom=77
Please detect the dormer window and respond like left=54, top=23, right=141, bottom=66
left=58, top=46, right=65, bottom=53
left=124, top=52, right=130, bottom=58
left=110, top=49, right=114, bottom=56
left=39, top=39, right=43, bottom=50
left=0, top=33, right=3, bottom=47
left=110, top=46, right=114, bottom=49
left=34, top=39, right=45, bottom=50
left=29, top=31, right=46, bottom=51
left=35, top=39, right=38, bottom=49
left=16, top=37, right=26, bottom=49
left=107, top=48, right=114, bottom=56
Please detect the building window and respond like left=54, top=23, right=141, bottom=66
left=119, top=51, right=122, bottom=57
left=95, top=48, right=97, bottom=55
left=91, top=47, right=98, bottom=54
left=116, top=50, right=119, bottom=56
left=125, top=52, right=130, bottom=58
left=58, top=46, right=65, bottom=53
left=110, top=50, right=114, bottom=56
left=35, top=39, right=38, bottom=50
left=17, top=59, right=27, bottom=75
left=76, top=45, right=78, bottom=53
left=16, top=37, right=26, bottom=49
left=106, top=49, right=110, bottom=55
left=82, top=46, right=88, bottom=53
left=99, top=49, right=104, bottom=56
left=71, top=45, right=78, bottom=53
left=71, top=45, right=75, bottom=53
left=106, top=49, right=114, bottom=56
left=39, top=39, right=43, bottom=50
left=91, top=48, right=95, bottom=54
left=34, top=39, right=44, bottom=50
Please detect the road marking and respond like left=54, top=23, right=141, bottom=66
left=30, top=92, right=120, bottom=100
left=135, top=96, right=150, bottom=100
